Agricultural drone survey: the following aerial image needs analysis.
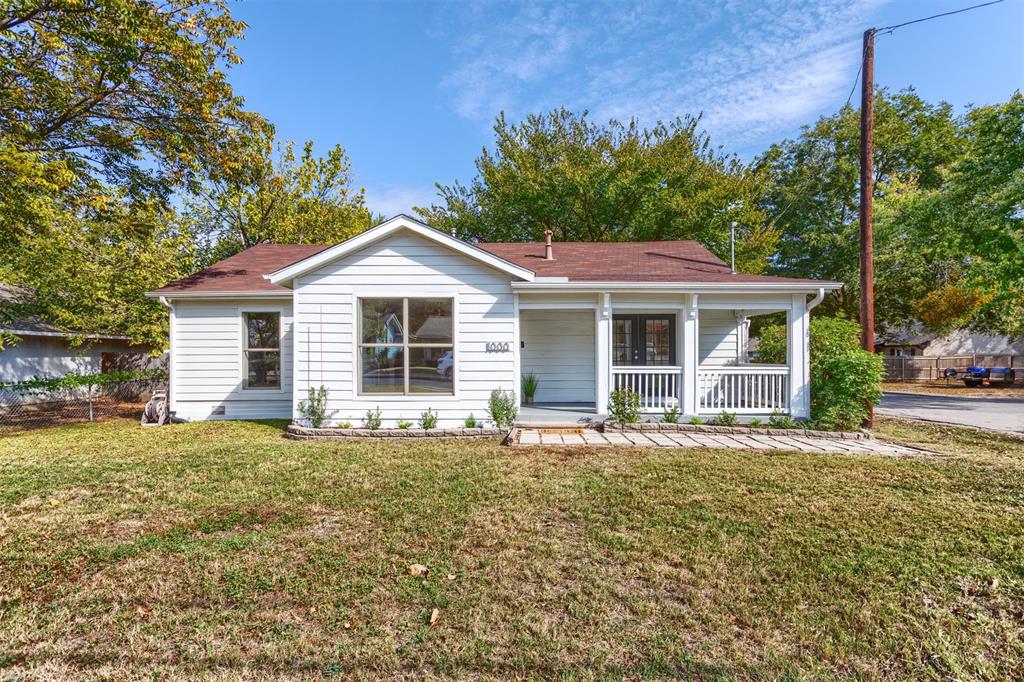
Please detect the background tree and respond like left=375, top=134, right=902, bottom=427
left=755, top=88, right=965, bottom=321
left=417, top=109, right=778, bottom=273
left=187, top=123, right=376, bottom=263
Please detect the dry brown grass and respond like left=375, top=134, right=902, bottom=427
left=1, top=418, right=1022, bottom=680
left=883, top=381, right=1024, bottom=398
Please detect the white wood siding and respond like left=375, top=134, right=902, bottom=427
left=293, top=231, right=517, bottom=427
left=520, top=310, right=595, bottom=403
left=172, top=299, right=293, bottom=420
left=699, top=309, right=741, bottom=366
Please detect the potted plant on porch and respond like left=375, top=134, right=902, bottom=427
left=521, top=373, right=538, bottom=405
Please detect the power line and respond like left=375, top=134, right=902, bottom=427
left=875, top=0, right=1006, bottom=35
left=842, top=0, right=1005, bottom=108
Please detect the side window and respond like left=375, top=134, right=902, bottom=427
left=243, top=312, right=281, bottom=389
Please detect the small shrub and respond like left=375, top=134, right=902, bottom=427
left=769, top=410, right=797, bottom=429
left=689, top=416, right=704, bottom=425
left=487, top=389, right=518, bottom=429
left=338, top=420, right=353, bottom=429
left=714, top=410, right=737, bottom=427
left=749, top=417, right=763, bottom=428
left=398, top=419, right=413, bottom=429
left=661, top=405, right=680, bottom=424
left=758, top=315, right=884, bottom=430
left=521, top=372, right=539, bottom=399
left=362, top=407, right=382, bottom=430
left=464, top=413, right=477, bottom=428
left=297, top=385, right=336, bottom=428
left=608, top=388, right=641, bottom=423
left=419, top=408, right=438, bottom=430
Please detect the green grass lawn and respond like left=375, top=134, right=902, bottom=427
left=1, top=418, right=1022, bottom=680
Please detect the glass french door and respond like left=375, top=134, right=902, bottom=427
left=612, top=315, right=676, bottom=366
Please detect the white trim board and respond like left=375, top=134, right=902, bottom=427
left=266, top=215, right=535, bottom=285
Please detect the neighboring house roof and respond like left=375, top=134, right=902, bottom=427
left=875, top=324, right=935, bottom=348
left=147, top=215, right=840, bottom=297
left=0, top=283, right=130, bottom=340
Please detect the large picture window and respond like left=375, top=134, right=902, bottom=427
left=359, top=297, right=454, bottom=395
left=243, top=312, right=281, bottom=389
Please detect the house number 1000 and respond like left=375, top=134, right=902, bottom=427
left=485, top=342, right=511, bottom=353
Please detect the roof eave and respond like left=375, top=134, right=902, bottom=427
left=144, top=290, right=294, bottom=300
left=511, top=280, right=844, bottom=293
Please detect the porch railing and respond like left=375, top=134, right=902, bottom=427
left=698, top=365, right=789, bottom=414
left=612, top=366, right=681, bottom=411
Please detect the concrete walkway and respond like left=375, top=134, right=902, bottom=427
left=513, top=428, right=924, bottom=455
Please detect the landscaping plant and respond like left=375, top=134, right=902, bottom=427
left=397, top=419, right=413, bottom=429
left=419, top=408, right=438, bottom=430
left=688, top=416, right=704, bottom=425
left=338, top=420, right=352, bottom=429
left=758, top=316, right=884, bottom=430
left=464, top=413, right=477, bottom=428
left=714, top=410, right=738, bottom=427
left=608, top=388, right=641, bottom=424
left=749, top=418, right=763, bottom=428
left=487, top=389, right=518, bottom=429
left=661, top=405, right=680, bottom=423
left=362, top=407, right=382, bottom=430
left=297, top=385, right=336, bottom=428
left=521, top=373, right=539, bottom=405
left=769, top=410, right=797, bottom=429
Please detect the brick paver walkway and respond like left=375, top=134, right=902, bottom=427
left=514, top=428, right=925, bottom=455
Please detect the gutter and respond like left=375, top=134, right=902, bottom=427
left=806, top=287, right=826, bottom=311
left=144, top=290, right=293, bottom=300
left=511, top=281, right=844, bottom=294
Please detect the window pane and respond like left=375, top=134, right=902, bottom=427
left=361, top=299, right=404, bottom=344
left=645, top=318, right=671, bottom=366
left=613, top=318, right=632, bottom=365
left=409, top=347, right=454, bottom=394
left=246, top=351, right=281, bottom=388
left=246, top=312, right=279, bottom=349
left=408, top=298, right=453, bottom=344
left=360, top=346, right=404, bottom=393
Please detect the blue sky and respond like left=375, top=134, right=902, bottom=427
left=229, top=0, right=1024, bottom=217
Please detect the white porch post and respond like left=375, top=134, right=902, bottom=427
left=787, top=293, right=811, bottom=419
left=682, top=294, right=699, bottom=415
left=512, top=292, right=522, bottom=405
left=595, top=293, right=611, bottom=413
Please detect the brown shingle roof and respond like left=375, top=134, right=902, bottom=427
left=150, top=244, right=330, bottom=295
left=476, top=241, right=823, bottom=284
left=150, top=238, right=828, bottom=295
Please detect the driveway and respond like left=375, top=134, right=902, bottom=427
left=879, top=391, right=1024, bottom=434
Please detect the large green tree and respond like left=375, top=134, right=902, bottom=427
left=0, top=0, right=255, bottom=347
left=755, top=88, right=965, bottom=320
left=417, top=109, right=778, bottom=273
left=186, top=123, right=375, bottom=264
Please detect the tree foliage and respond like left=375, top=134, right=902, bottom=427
left=759, top=316, right=883, bottom=431
left=755, top=88, right=965, bottom=320
left=417, top=109, right=778, bottom=273
left=186, top=123, right=375, bottom=262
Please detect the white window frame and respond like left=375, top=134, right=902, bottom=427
left=239, top=307, right=285, bottom=393
left=355, top=295, right=457, bottom=399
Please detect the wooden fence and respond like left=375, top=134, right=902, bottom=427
left=883, top=355, right=1023, bottom=382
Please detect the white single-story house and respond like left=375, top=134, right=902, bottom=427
left=146, top=215, right=841, bottom=426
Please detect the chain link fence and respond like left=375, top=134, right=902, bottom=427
left=0, top=373, right=166, bottom=432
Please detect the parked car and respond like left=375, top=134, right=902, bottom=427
left=436, top=350, right=453, bottom=379
left=962, top=366, right=1016, bottom=387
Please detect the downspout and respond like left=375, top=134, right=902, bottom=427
left=807, top=287, right=825, bottom=312
left=158, top=296, right=174, bottom=415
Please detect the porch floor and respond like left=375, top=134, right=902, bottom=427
left=517, top=403, right=603, bottom=425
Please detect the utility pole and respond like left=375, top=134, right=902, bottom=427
left=859, top=28, right=876, bottom=425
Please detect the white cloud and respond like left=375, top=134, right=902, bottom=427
left=437, top=0, right=888, bottom=150
left=365, top=184, right=439, bottom=218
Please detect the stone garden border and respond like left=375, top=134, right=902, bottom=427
left=286, top=424, right=507, bottom=441
left=601, top=421, right=871, bottom=440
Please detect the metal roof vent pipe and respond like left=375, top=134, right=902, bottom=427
left=544, top=229, right=554, bottom=260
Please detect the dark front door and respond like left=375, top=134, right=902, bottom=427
left=612, top=315, right=676, bottom=366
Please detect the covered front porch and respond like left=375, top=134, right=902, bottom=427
left=514, top=289, right=817, bottom=422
